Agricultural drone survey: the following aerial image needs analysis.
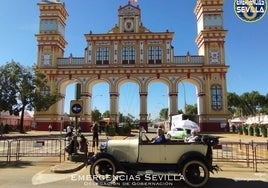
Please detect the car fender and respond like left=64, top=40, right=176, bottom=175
left=89, top=152, right=123, bottom=171
left=177, top=151, right=209, bottom=172
left=89, top=152, right=116, bottom=164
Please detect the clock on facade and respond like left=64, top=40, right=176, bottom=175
left=209, top=50, right=220, bottom=64
left=124, top=18, right=134, bottom=32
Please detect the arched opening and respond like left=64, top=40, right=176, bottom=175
left=177, top=81, right=199, bottom=124
left=118, top=82, right=140, bottom=125
left=64, top=83, right=76, bottom=114
left=91, top=82, right=109, bottom=115
left=178, top=82, right=198, bottom=114
left=148, top=82, right=169, bottom=130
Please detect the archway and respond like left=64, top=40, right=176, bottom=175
left=35, top=1, right=229, bottom=132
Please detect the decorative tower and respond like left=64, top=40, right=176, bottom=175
left=34, top=0, right=68, bottom=130
left=194, top=0, right=229, bottom=131
left=36, top=0, right=68, bottom=68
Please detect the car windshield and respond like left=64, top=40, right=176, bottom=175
left=173, top=128, right=183, bottom=131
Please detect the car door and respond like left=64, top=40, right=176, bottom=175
left=138, top=143, right=161, bottom=163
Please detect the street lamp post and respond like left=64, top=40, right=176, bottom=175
left=181, top=82, right=187, bottom=113
left=60, top=116, right=63, bottom=135
left=91, top=94, right=103, bottom=123
left=91, top=94, right=103, bottom=109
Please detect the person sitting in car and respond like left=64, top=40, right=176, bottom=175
left=184, top=130, right=199, bottom=143
left=151, top=128, right=167, bottom=144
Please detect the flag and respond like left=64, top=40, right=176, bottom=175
left=129, top=0, right=138, bottom=3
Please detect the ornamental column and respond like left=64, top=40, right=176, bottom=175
left=140, top=92, right=148, bottom=131
left=197, top=91, right=205, bottom=115
left=110, top=92, right=119, bottom=123
left=168, top=92, right=178, bottom=130
left=169, top=92, right=178, bottom=117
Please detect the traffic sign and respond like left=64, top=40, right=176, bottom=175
left=70, top=100, right=83, bottom=116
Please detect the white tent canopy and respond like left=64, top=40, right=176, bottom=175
left=230, top=117, right=245, bottom=123
left=172, top=119, right=200, bottom=131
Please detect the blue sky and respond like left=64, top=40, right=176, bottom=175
left=0, top=0, right=267, bottom=120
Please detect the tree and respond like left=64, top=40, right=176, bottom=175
left=0, top=61, right=21, bottom=115
left=0, top=61, right=62, bottom=133
left=227, top=92, right=241, bottom=116
left=159, top=108, right=168, bottom=120
left=177, top=109, right=184, bottom=114
left=92, top=109, right=102, bottom=122
left=240, top=91, right=263, bottom=116
left=227, top=91, right=268, bottom=117
left=185, top=104, right=197, bottom=115
left=102, top=110, right=110, bottom=118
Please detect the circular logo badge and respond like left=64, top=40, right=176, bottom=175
left=234, top=0, right=267, bottom=22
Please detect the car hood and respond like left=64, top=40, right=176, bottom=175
left=107, top=137, right=139, bottom=163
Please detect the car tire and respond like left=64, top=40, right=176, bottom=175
left=90, top=157, right=116, bottom=183
left=181, top=160, right=209, bottom=188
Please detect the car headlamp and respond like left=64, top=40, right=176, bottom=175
left=100, top=140, right=108, bottom=152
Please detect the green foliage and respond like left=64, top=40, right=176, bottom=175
left=0, top=61, right=22, bottom=115
left=248, top=126, right=254, bottom=136
left=242, top=125, right=248, bottom=135
left=177, top=105, right=198, bottom=115
left=237, top=125, right=243, bottom=134
left=159, top=108, right=168, bottom=120
left=228, top=91, right=268, bottom=117
left=102, top=110, right=110, bottom=118
left=260, top=125, right=267, bottom=137
left=185, top=104, right=198, bottom=115
left=0, top=61, right=62, bottom=132
left=91, top=109, right=102, bottom=122
left=105, top=124, right=116, bottom=136
left=104, top=123, right=132, bottom=136
left=123, top=123, right=131, bottom=135
left=254, top=125, right=260, bottom=137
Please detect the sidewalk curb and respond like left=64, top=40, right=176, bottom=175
left=50, top=162, right=85, bottom=173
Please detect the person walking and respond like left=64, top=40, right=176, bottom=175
left=66, top=125, right=72, bottom=137
left=48, top=124, right=52, bottom=132
left=91, top=123, right=99, bottom=153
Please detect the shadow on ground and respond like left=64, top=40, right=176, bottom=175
left=0, top=161, right=34, bottom=168
left=95, top=176, right=268, bottom=188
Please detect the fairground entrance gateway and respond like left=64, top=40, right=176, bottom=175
left=34, top=0, right=229, bottom=132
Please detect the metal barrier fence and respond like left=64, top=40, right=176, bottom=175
left=213, top=141, right=268, bottom=172
left=0, top=138, right=66, bottom=163
left=0, top=137, right=107, bottom=164
left=0, top=139, right=10, bottom=163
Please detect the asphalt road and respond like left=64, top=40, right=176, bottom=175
left=0, top=159, right=267, bottom=188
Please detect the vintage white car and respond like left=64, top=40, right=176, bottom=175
left=89, top=130, right=219, bottom=187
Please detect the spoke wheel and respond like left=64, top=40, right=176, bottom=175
left=90, top=158, right=116, bottom=183
left=182, top=160, right=209, bottom=188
